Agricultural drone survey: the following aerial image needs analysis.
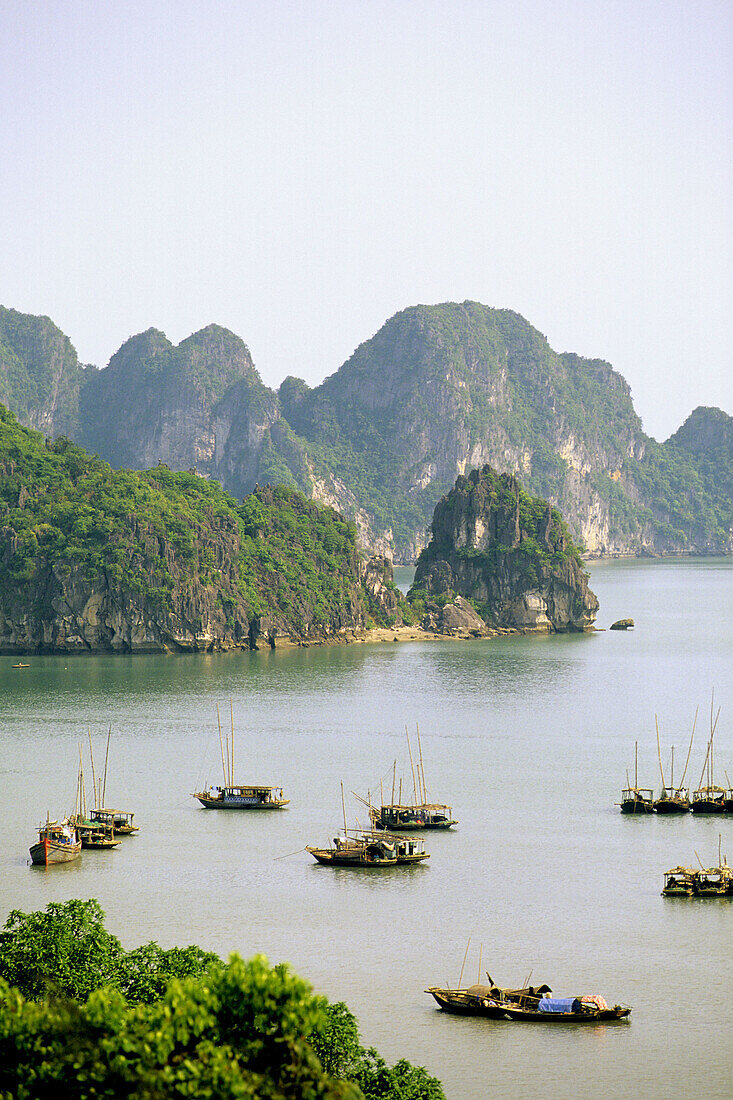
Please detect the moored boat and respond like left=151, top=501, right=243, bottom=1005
left=29, top=818, right=81, bottom=866
left=363, top=726, right=457, bottom=831
left=498, top=997, right=631, bottom=1023
left=89, top=808, right=138, bottom=835
left=691, top=697, right=724, bottom=813
left=662, top=865, right=700, bottom=896
left=306, top=832, right=398, bottom=867
left=192, top=704, right=289, bottom=810
left=653, top=717, right=693, bottom=813
left=619, top=742, right=653, bottom=814
left=427, top=979, right=552, bottom=1018
left=194, top=784, right=289, bottom=809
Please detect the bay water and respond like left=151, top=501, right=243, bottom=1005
left=1, top=557, right=731, bottom=1097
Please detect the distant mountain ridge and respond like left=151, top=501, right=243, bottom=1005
left=1, top=301, right=730, bottom=560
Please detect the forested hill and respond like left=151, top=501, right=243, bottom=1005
left=0, top=407, right=404, bottom=653
left=1, top=302, right=730, bottom=561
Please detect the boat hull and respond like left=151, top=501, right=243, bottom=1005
left=690, top=801, right=725, bottom=814
left=196, top=794, right=290, bottom=810
left=500, top=1006, right=631, bottom=1023
left=29, top=837, right=81, bottom=866
left=653, top=799, right=689, bottom=814
left=306, top=846, right=397, bottom=867
left=427, top=989, right=512, bottom=1019
left=620, top=800, right=654, bottom=815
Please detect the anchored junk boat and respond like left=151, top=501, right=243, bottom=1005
left=29, top=817, right=81, bottom=866
left=363, top=726, right=457, bottom=831
left=619, top=741, right=654, bottom=814
left=427, top=965, right=630, bottom=1023
left=652, top=716, right=693, bottom=814
left=307, top=784, right=429, bottom=868
left=691, top=697, right=725, bottom=814
left=193, top=703, right=289, bottom=810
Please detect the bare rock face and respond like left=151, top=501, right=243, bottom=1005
left=410, top=466, right=598, bottom=633
left=361, top=555, right=404, bottom=625
left=420, top=595, right=489, bottom=637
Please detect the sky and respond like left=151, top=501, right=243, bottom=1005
left=1, top=0, right=731, bottom=441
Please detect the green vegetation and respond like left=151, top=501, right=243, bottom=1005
left=0, top=406, right=404, bottom=643
left=0, top=306, right=84, bottom=437
left=0, top=900, right=444, bottom=1099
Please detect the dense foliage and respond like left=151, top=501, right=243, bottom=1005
left=0, top=406, right=403, bottom=640
left=0, top=900, right=443, bottom=1100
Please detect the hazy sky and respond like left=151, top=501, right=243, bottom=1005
left=1, top=1, right=731, bottom=440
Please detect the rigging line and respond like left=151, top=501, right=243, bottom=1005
left=678, top=708, right=697, bottom=789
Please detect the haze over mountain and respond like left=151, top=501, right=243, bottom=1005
left=1, top=302, right=730, bottom=561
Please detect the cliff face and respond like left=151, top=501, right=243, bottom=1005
left=410, top=466, right=598, bottom=633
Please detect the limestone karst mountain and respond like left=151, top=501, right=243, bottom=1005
left=1, top=302, right=730, bottom=560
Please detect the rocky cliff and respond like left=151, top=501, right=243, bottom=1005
left=0, top=408, right=404, bottom=654
left=409, top=466, right=598, bottom=633
left=1, top=303, right=730, bottom=561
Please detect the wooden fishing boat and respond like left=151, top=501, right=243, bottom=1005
left=498, top=998, right=631, bottom=1023
left=306, top=832, right=398, bottom=867
left=691, top=697, right=725, bottom=813
left=194, top=784, right=289, bottom=809
left=362, top=726, right=457, bottom=831
left=694, top=865, right=733, bottom=896
left=29, top=818, right=81, bottom=866
left=653, top=717, right=693, bottom=813
left=619, top=742, right=653, bottom=813
left=192, top=703, right=289, bottom=810
left=426, top=981, right=552, bottom=1018
left=691, top=786, right=726, bottom=814
left=361, top=830, right=430, bottom=864
left=87, top=728, right=139, bottom=834
left=662, top=866, right=698, bottom=896
left=89, top=808, right=138, bottom=835
left=12, top=662, right=30, bottom=669
left=69, top=814, right=120, bottom=849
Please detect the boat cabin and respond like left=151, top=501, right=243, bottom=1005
left=662, top=866, right=697, bottom=896
left=90, top=808, right=137, bottom=833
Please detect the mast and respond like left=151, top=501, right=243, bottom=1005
left=341, top=781, right=348, bottom=837
left=634, top=741, right=638, bottom=790
left=216, top=705, right=228, bottom=787
left=458, top=938, right=471, bottom=989
left=655, top=716, right=666, bottom=790
left=406, top=726, right=418, bottom=807
left=102, top=725, right=111, bottom=807
left=678, top=708, right=697, bottom=789
left=670, top=746, right=674, bottom=790
left=88, top=731, right=98, bottom=808
left=391, top=760, right=396, bottom=806
left=230, top=699, right=235, bottom=783
left=416, top=723, right=427, bottom=805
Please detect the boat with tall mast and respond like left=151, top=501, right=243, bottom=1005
left=29, top=815, right=81, bottom=866
left=87, top=728, right=138, bottom=835
left=364, top=726, right=457, bottom=830
left=653, top=716, right=692, bottom=814
left=70, top=744, right=120, bottom=849
left=619, top=741, right=654, bottom=814
left=691, top=696, right=725, bottom=814
left=192, top=703, right=289, bottom=810
left=306, top=783, right=399, bottom=867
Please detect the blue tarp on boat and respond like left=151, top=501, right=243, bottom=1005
left=538, top=997, right=578, bottom=1014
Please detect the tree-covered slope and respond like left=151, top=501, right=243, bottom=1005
left=0, top=406, right=403, bottom=653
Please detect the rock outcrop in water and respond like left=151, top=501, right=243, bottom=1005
left=409, top=466, right=598, bottom=633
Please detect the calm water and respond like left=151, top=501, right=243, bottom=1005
left=1, top=558, right=732, bottom=1098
